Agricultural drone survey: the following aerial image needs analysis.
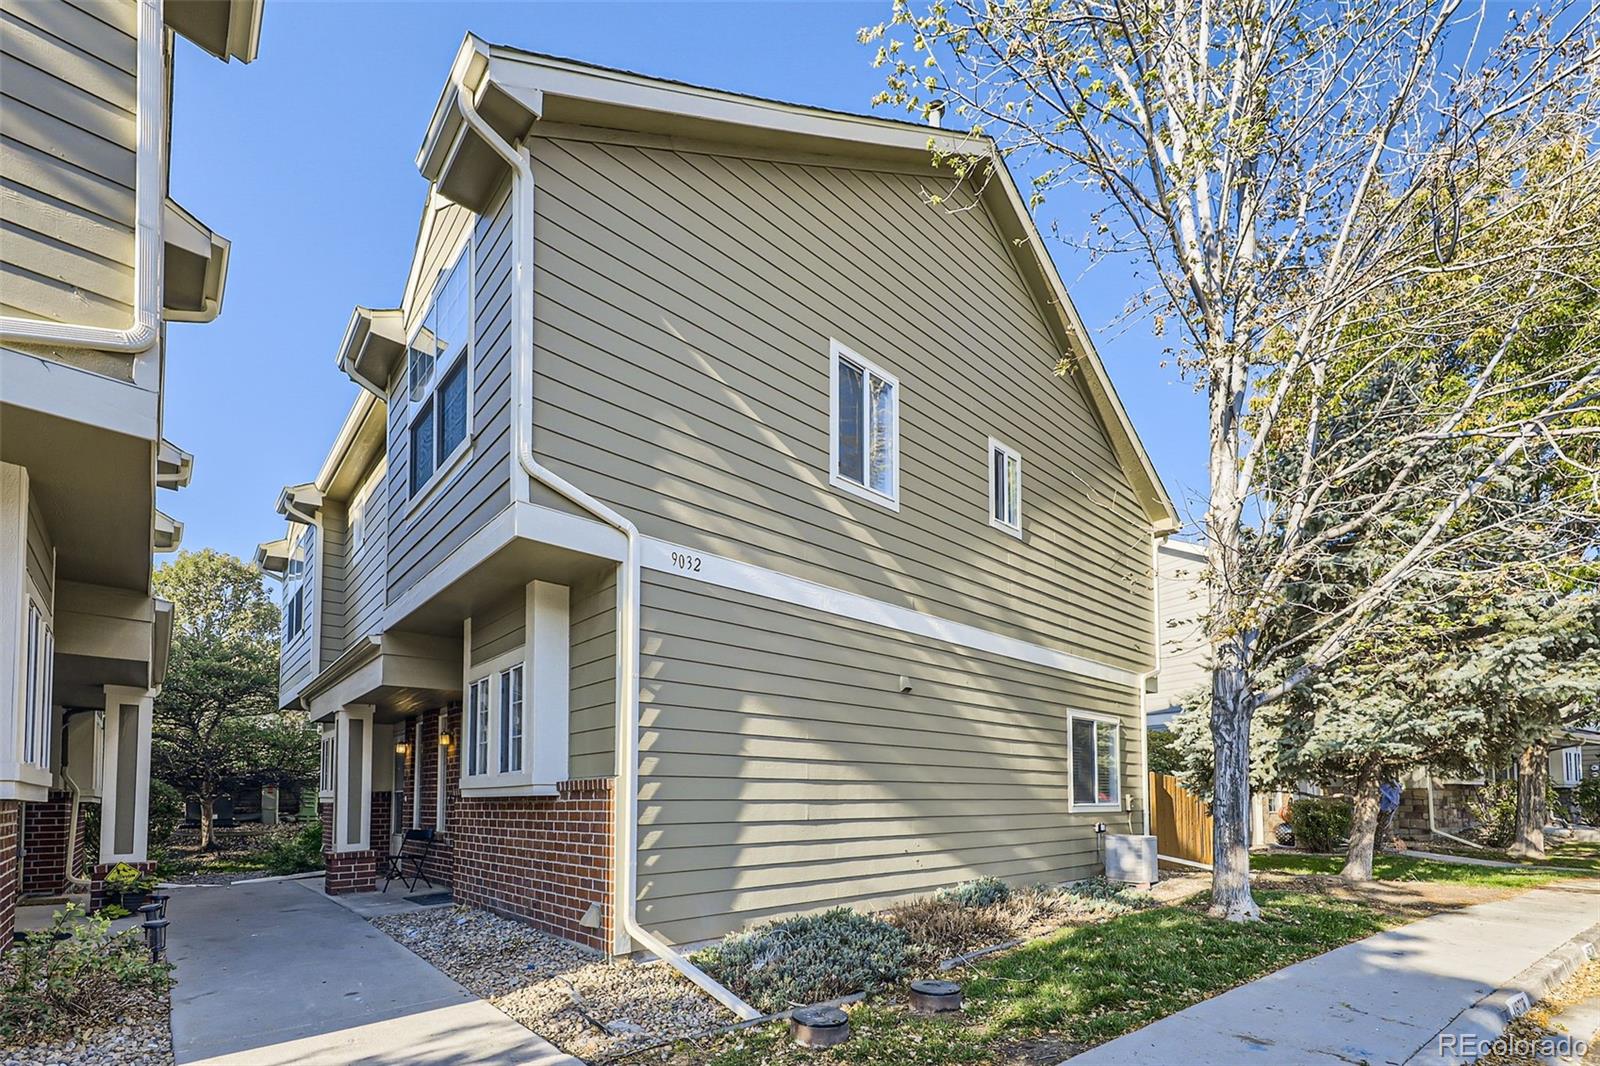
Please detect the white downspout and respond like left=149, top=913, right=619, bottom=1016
left=450, top=78, right=760, bottom=1021
left=0, top=0, right=162, bottom=353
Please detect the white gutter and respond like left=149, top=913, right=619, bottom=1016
left=0, top=0, right=163, bottom=354
left=449, top=70, right=761, bottom=1021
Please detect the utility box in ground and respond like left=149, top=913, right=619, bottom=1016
left=1105, top=834, right=1159, bottom=888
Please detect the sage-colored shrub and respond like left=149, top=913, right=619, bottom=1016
left=937, top=876, right=1012, bottom=909
left=1289, top=797, right=1353, bottom=853
left=691, top=908, right=912, bottom=1013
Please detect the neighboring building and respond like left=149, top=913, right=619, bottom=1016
left=1147, top=540, right=1209, bottom=732
left=1552, top=727, right=1599, bottom=824
left=1, top=0, right=262, bottom=935
left=259, top=36, right=1177, bottom=961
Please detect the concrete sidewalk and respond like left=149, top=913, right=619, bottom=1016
left=1064, top=878, right=1600, bottom=1066
left=167, top=880, right=578, bottom=1065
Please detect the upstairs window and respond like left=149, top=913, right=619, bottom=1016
left=829, top=340, right=899, bottom=509
left=1069, top=713, right=1120, bottom=810
left=988, top=438, right=1023, bottom=536
left=408, top=249, right=472, bottom=498
left=348, top=463, right=383, bottom=552
left=283, top=525, right=314, bottom=645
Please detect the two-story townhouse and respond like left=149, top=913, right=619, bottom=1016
left=261, top=35, right=1177, bottom=1010
left=1, top=0, right=262, bottom=937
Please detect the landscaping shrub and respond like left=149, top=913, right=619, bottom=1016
left=263, top=819, right=323, bottom=875
left=883, top=896, right=1014, bottom=956
left=1466, top=780, right=1518, bottom=847
left=1147, top=728, right=1182, bottom=775
left=0, top=905, right=170, bottom=1044
left=1289, top=797, right=1353, bottom=853
left=1575, top=778, right=1600, bottom=826
left=691, top=908, right=912, bottom=1013
left=1063, top=877, right=1155, bottom=910
left=937, top=875, right=1012, bottom=908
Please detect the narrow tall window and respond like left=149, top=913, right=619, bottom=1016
left=467, top=677, right=489, bottom=776
left=22, top=601, right=50, bottom=768
left=407, top=249, right=472, bottom=498
left=829, top=341, right=899, bottom=507
left=988, top=439, right=1022, bottom=535
left=1070, top=714, right=1121, bottom=809
left=1563, top=748, right=1583, bottom=785
left=283, top=525, right=313, bottom=644
left=499, top=665, right=523, bottom=774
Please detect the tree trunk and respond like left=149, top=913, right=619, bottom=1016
left=197, top=792, right=215, bottom=851
left=1209, top=656, right=1261, bottom=921
left=1511, top=745, right=1547, bottom=860
left=1342, top=759, right=1383, bottom=882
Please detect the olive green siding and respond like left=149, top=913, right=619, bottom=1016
left=336, top=458, right=388, bottom=651
left=526, top=133, right=1155, bottom=673
left=384, top=188, right=516, bottom=603
left=277, top=527, right=316, bottom=698
left=25, top=491, right=52, bottom=606
left=569, top=568, right=616, bottom=779
left=1151, top=544, right=1209, bottom=712
left=0, top=0, right=138, bottom=330
left=470, top=587, right=523, bottom=667
left=318, top=504, right=347, bottom=670
left=634, top=571, right=1145, bottom=944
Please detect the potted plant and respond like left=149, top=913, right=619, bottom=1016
left=102, top=862, right=156, bottom=912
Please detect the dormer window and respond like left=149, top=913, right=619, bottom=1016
left=407, top=247, right=473, bottom=498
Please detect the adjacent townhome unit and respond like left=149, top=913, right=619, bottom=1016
left=259, top=36, right=1177, bottom=992
left=1, top=0, right=262, bottom=939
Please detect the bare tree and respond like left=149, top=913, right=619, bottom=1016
left=867, top=0, right=1600, bottom=918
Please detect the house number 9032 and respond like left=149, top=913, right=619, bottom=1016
left=670, top=550, right=703, bottom=573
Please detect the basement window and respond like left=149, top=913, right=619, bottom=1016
left=1069, top=713, right=1120, bottom=811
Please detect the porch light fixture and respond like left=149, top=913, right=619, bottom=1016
left=439, top=730, right=452, bottom=748
left=396, top=739, right=410, bottom=756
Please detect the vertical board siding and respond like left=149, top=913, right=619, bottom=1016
left=634, top=572, right=1144, bottom=945
left=528, top=134, right=1154, bottom=673
left=569, top=569, right=616, bottom=779
left=0, top=0, right=137, bottom=327
left=385, top=190, right=514, bottom=603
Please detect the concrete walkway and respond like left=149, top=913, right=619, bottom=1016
left=167, top=880, right=578, bottom=1065
left=1064, top=878, right=1600, bottom=1066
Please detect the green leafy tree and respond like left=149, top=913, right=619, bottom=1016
left=867, top=0, right=1600, bottom=918
left=152, top=550, right=313, bottom=848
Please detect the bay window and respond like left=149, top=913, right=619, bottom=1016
left=407, top=247, right=472, bottom=498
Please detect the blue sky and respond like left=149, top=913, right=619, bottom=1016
left=162, top=1, right=1207, bottom=562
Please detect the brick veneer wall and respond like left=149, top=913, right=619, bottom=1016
left=320, top=795, right=387, bottom=895
left=452, top=778, right=614, bottom=950
left=0, top=802, right=19, bottom=945
left=396, top=708, right=458, bottom=887
left=21, top=791, right=74, bottom=895
left=89, top=860, right=156, bottom=912
left=1394, top=782, right=1482, bottom=841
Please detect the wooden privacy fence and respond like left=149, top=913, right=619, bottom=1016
left=1149, top=772, right=1213, bottom=867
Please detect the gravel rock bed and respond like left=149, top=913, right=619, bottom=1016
left=373, top=907, right=733, bottom=1062
left=1, top=989, right=172, bottom=1066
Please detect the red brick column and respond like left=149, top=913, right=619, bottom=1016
left=89, top=861, right=156, bottom=913
left=452, top=778, right=614, bottom=950
left=21, top=791, right=74, bottom=896
left=0, top=801, right=20, bottom=946
left=321, top=797, right=380, bottom=895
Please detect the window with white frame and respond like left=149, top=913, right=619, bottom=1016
left=466, top=677, right=490, bottom=777
left=348, top=463, right=384, bottom=552
left=283, top=525, right=314, bottom=645
left=319, top=728, right=336, bottom=797
left=1069, top=713, right=1120, bottom=809
left=22, top=597, right=53, bottom=771
left=407, top=248, right=472, bottom=499
left=988, top=438, right=1022, bottom=535
left=1562, top=747, right=1583, bottom=785
left=498, top=664, right=523, bottom=774
left=829, top=340, right=899, bottom=507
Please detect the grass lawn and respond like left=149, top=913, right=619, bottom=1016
left=675, top=891, right=1397, bottom=1065
left=1251, top=851, right=1595, bottom=887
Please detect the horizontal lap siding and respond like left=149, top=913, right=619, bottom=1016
left=569, top=569, right=616, bottom=779
left=319, top=506, right=347, bottom=671
left=470, top=587, right=523, bottom=667
left=25, top=493, right=51, bottom=605
left=1152, top=546, right=1210, bottom=709
left=279, top=533, right=315, bottom=697
left=529, top=134, right=1154, bottom=673
left=0, top=0, right=136, bottom=328
left=635, top=572, right=1144, bottom=945
left=340, top=459, right=388, bottom=648
left=386, top=192, right=514, bottom=602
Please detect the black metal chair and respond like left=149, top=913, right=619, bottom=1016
left=383, top=828, right=436, bottom=892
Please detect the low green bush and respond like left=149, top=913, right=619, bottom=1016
left=1289, top=797, right=1353, bottom=853
left=1063, top=876, right=1155, bottom=911
left=263, top=820, right=323, bottom=875
left=0, top=905, right=170, bottom=1044
left=1575, top=778, right=1600, bottom=826
left=1466, top=780, right=1518, bottom=848
left=692, top=907, right=912, bottom=1013
left=937, top=876, right=1012, bottom=909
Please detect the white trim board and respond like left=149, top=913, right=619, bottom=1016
left=639, top=537, right=1141, bottom=689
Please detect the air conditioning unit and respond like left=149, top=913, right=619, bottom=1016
left=1104, top=834, right=1159, bottom=888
